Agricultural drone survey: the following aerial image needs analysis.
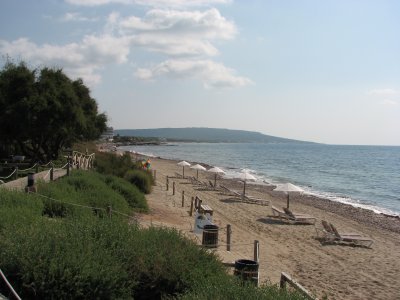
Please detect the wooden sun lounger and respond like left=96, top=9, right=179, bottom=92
left=174, top=172, right=183, bottom=179
left=220, top=185, right=269, bottom=206
left=316, top=221, right=374, bottom=247
left=242, top=194, right=269, bottom=206
left=271, top=206, right=315, bottom=224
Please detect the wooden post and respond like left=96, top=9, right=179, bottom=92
left=77, top=161, right=80, bottom=169
left=190, top=197, right=194, bottom=216
left=194, top=196, right=198, bottom=209
left=181, top=190, right=185, bottom=207
left=50, top=167, right=54, bottom=181
left=279, top=272, right=315, bottom=300
left=107, top=205, right=112, bottom=218
left=254, top=240, right=260, bottom=263
left=280, top=273, right=287, bottom=289
left=198, top=199, right=202, bottom=211
left=166, top=176, right=169, bottom=191
left=172, top=182, right=175, bottom=195
left=287, top=193, right=290, bottom=209
left=227, top=224, right=231, bottom=251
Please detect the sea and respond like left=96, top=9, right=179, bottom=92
left=119, top=143, right=400, bottom=217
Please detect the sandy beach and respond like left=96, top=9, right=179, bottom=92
left=134, top=155, right=400, bottom=300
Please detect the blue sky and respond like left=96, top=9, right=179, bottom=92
left=1, top=0, right=399, bottom=145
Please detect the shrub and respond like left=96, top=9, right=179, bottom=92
left=124, top=169, right=153, bottom=194
left=0, top=217, right=134, bottom=299
left=42, top=199, right=71, bottom=218
left=38, top=170, right=132, bottom=218
left=103, top=175, right=148, bottom=212
left=94, top=152, right=135, bottom=177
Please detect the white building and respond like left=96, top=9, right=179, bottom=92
left=100, top=127, right=114, bottom=141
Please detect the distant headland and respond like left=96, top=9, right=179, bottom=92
left=114, top=127, right=316, bottom=144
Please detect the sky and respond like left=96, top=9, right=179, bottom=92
left=1, top=0, right=399, bottom=145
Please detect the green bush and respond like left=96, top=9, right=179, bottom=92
left=103, top=175, right=148, bottom=212
left=0, top=217, right=134, bottom=299
left=178, top=277, right=310, bottom=300
left=42, top=199, right=71, bottom=218
left=38, top=170, right=132, bottom=219
left=94, top=152, right=135, bottom=177
left=124, top=169, right=153, bottom=194
left=0, top=171, right=306, bottom=300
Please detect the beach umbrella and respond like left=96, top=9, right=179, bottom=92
left=177, top=161, right=191, bottom=178
left=208, top=166, right=225, bottom=187
left=190, top=164, right=207, bottom=180
left=238, top=172, right=257, bottom=196
left=273, top=183, right=304, bottom=209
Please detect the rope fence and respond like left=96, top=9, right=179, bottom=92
left=0, top=269, right=21, bottom=300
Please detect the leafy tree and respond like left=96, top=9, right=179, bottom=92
left=0, top=61, right=107, bottom=161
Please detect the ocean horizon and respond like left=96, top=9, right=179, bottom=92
left=119, top=142, right=400, bottom=217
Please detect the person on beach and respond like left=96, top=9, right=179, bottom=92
left=146, top=159, right=151, bottom=171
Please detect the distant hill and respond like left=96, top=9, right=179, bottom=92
left=114, top=128, right=313, bottom=144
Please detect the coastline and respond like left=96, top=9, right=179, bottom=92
left=130, top=152, right=400, bottom=300
left=122, top=144, right=400, bottom=218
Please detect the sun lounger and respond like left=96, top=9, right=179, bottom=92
left=219, top=185, right=241, bottom=196
left=329, top=223, right=374, bottom=247
left=316, top=221, right=373, bottom=247
left=242, top=194, right=269, bottom=206
left=220, top=185, right=269, bottom=205
left=174, top=172, right=183, bottom=179
left=271, top=206, right=315, bottom=224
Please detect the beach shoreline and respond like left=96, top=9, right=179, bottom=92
left=128, top=149, right=400, bottom=233
left=128, top=151, right=400, bottom=300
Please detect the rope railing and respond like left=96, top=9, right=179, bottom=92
left=40, top=161, right=53, bottom=167
left=41, top=169, right=52, bottom=181
left=30, top=192, right=135, bottom=221
left=57, top=162, right=69, bottom=170
left=0, top=268, right=22, bottom=300
left=0, top=168, right=17, bottom=180
left=18, top=163, right=38, bottom=172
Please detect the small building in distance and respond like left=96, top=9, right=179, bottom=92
left=100, top=127, right=114, bottom=141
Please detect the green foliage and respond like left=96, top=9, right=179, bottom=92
left=0, top=60, right=107, bottom=161
left=178, top=277, right=311, bottom=300
left=103, top=175, right=148, bottom=212
left=124, top=169, right=153, bottom=194
left=94, top=152, right=136, bottom=177
left=0, top=171, right=306, bottom=300
left=38, top=170, right=132, bottom=218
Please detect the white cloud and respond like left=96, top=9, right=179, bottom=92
left=1, top=5, right=251, bottom=89
left=120, top=9, right=236, bottom=40
left=135, top=59, right=253, bottom=88
left=382, top=99, right=398, bottom=106
left=65, top=0, right=131, bottom=6
left=116, top=8, right=236, bottom=57
left=368, top=88, right=399, bottom=96
left=61, top=12, right=98, bottom=22
left=66, top=0, right=231, bottom=8
left=0, top=36, right=131, bottom=86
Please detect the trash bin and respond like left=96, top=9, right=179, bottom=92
left=234, top=259, right=259, bottom=285
left=27, top=172, right=35, bottom=187
left=202, top=224, right=219, bottom=248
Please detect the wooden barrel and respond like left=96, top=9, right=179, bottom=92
left=234, top=259, right=259, bottom=285
left=202, top=224, right=219, bottom=248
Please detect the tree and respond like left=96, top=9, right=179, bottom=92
left=0, top=61, right=107, bottom=161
